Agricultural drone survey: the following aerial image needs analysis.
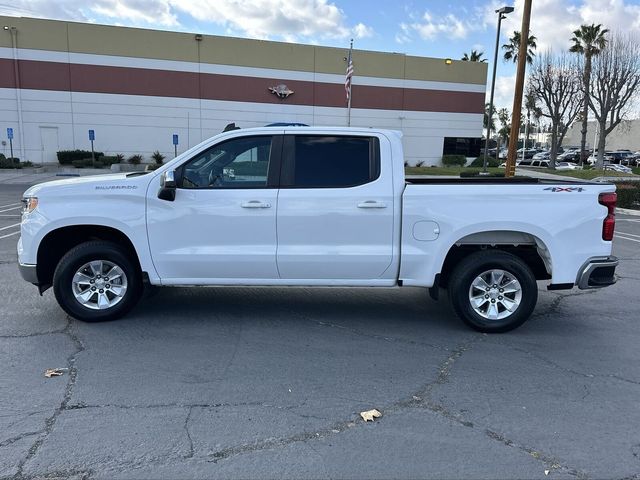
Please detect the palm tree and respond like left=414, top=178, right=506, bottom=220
left=484, top=102, right=496, bottom=133
left=523, top=86, right=538, bottom=148
left=569, top=23, right=609, bottom=164
left=462, top=50, right=486, bottom=62
left=502, top=31, right=537, bottom=64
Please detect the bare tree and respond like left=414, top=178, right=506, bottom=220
left=589, top=33, right=640, bottom=168
left=529, top=50, right=581, bottom=168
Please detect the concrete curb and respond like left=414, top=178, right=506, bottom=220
left=617, top=207, right=640, bottom=216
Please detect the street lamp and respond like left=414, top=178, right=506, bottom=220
left=482, top=5, right=514, bottom=174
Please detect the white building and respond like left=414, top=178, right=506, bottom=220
left=1, top=16, right=487, bottom=165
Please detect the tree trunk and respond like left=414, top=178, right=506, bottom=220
left=549, top=124, right=559, bottom=169
left=579, top=54, right=592, bottom=165
left=595, top=120, right=607, bottom=170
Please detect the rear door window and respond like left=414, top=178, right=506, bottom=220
left=281, top=135, right=380, bottom=188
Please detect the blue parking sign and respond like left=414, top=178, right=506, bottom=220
left=7, top=128, right=13, bottom=139
left=88, top=129, right=95, bottom=141
left=172, top=134, right=179, bottom=145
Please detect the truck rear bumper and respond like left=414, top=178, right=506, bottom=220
left=576, top=256, right=618, bottom=290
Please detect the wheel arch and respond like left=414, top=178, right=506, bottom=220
left=36, top=225, right=143, bottom=293
left=438, top=230, right=552, bottom=288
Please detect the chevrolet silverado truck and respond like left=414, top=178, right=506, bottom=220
left=18, top=127, right=619, bottom=332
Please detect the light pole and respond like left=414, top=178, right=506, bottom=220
left=482, top=6, right=514, bottom=174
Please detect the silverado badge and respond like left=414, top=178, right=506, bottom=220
left=269, top=84, right=294, bottom=99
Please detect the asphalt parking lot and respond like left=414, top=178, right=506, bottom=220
left=1, top=181, right=639, bottom=479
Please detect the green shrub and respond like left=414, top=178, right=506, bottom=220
left=468, top=156, right=499, bottom=168
left=22, top=161, right=33, bottom=167
left=0, top=156, right=21, bottom=168
left=71, top=159, right=86, bottom=168
left=128, top=154, right=143, bottom=165
left=99, top=156, right=120, bottom=166
left=145, top=164, right=162, bottom=171
left=151, top=150, right=166, bottom=165
left=57, top=150, right=104, bottom=165
left=615, top=183, right=640, bottom=209
left=441, top=155, right=467, bottom=167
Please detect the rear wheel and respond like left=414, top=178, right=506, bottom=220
left=53, top=241, right=142, bottom=322
left=448, top=250, right=538, bottom=333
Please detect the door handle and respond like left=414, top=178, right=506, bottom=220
left=241, top=201, right=271, bottom=208
left=357, top=200, right=387, bottom=209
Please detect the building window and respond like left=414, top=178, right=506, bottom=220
left=443, top=137, right=482, bottom=157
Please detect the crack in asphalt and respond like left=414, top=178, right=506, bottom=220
left=64, top=401, right=300, bottom=410
left=314, top=320, right=453, bottom=352
left=0, top=433, right=40, bottom=449
left=12, top=317, right=85, bottom=480
left=0, top=329, right=68, bottom=339
left=183, top=406, right=195, bottom=460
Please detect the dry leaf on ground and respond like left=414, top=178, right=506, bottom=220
left=44, top=368, right=67, bottom=378
left=360, top=409, right=382, bottom=422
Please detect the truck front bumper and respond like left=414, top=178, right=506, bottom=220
left=19, top=262, right=39, bottom=285
left=577, top=256, right=618, bottom=290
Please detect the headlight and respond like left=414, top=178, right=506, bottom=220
left=21, top=197, right=38, bottom=214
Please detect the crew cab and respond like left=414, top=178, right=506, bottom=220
left=18, top=127, right=619, bottom=332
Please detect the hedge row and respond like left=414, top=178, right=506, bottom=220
left=57, top=150, right=105, bottom=165
left=616, top=183, right=640, bottom=209
left=441, top=155, right=467, bottom=167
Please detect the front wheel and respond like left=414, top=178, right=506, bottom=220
left=448, top=250, right=538, bottom=333
left=53, top=241, right=142, bottom=322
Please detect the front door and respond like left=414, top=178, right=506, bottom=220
left=276, top=134, right=395, bottom=280
left=147, top=135, right=282, bottom=283
left=39, top=127, right=59, bottom=164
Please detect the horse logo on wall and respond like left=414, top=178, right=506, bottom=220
left=269, top=84, right=294, bottom=99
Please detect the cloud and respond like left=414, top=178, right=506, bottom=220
left=489, top=74, right=517, bottom=112
left=0, top=0, right=371, bottom=42
left=400, top=10, right=473, bottom=42
left=92, top=0, right=178, bottom=26
left=353, top=22, right=374, bottom=39
left=170, top=0, right=366, bottom=41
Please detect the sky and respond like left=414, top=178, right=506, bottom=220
left=1, top=0, right=640, bottom=112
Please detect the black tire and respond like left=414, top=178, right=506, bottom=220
left=448, top=250, right=538, bottom=333
left=53, top=241, right=142, bottom=322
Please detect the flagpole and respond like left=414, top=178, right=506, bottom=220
left=346, top=39, right=353, bottom=127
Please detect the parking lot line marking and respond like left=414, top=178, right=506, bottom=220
left=617, top=231, right=640, bottom=239
left=0, top=214, right=20, bottom=217
left=0, top=206, right=21, bottom=213
left=0, top=223, right=20, bottom=232
left=0, top=202, right=20, bottom=209
left=615, top=234, right=640, bottom=244
left=0, top=230, right=19, bottom=240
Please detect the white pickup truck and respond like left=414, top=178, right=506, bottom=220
left=18, top=127, right=619, bottom=332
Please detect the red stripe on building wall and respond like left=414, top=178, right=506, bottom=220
left=0, top=58, right=484, bottom=114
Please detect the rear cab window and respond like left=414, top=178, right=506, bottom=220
left=281, top=135, right=380, bottom=188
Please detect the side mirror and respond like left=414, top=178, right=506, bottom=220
left=158, top=170, right=177, bottom=201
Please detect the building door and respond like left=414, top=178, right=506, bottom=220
left=39, top=127, right=59, bottom=164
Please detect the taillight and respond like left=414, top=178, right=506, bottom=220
left=599, top=192, right=616, bottom=241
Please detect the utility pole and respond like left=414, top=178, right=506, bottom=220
left=505, top=0, right=532, bottom=178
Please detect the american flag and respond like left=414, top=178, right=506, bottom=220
left=345, top=40, right=353, bottom=103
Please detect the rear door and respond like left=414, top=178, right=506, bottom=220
left=276, top=134, right=394, bottom=280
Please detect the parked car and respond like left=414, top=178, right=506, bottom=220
left=558, top=150, right=581, bottom=162
left=18, top=127, right=619, bottom=333
left=604, top=164, right=633, bottom=174
left=533, top=151, right=550, bottom=160
left=555, top=162, right=581, bottom=171
left=587, top=153, right=614, bottom=165
left=531, top=160, right=550, bottom=168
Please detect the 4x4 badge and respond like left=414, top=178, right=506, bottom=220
left=544, top=187, right=584, bottom=192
